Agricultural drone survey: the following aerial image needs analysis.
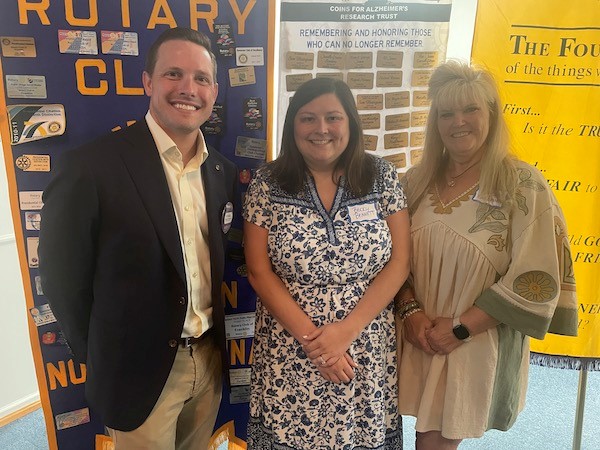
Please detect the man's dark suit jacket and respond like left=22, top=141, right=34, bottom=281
left=38, top=120, right=237, bottom=431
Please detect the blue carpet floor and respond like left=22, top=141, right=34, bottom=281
left=0, top=408, right=48, bottom=450
left=0, top=364, right=598, bottom=449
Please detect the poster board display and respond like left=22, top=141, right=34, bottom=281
left=278, top=0, right=452, bottom=171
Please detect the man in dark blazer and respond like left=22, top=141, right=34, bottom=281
left=38, top=28, right=236, bottom=449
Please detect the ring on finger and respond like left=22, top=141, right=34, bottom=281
left=318, top=355, right=326, bottom=366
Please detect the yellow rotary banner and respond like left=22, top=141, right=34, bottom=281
left=472, top=0, right=600, bottom=362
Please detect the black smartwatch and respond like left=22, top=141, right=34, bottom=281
left=452, top=317, right=472, bottom=342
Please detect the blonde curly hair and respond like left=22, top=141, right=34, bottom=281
left=406, top=60, right=518, bottom=212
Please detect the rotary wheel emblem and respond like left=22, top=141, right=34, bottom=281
left=16, top=155, right=31, bottom=170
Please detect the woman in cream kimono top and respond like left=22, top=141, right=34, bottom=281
left=397, top=160, right=578, bottom=439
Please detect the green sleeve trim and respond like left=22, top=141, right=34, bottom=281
left=547, top=307, right=578, bottom=337
left=487, top=324, right=524, bottom=431
left=475, top=289, right=550, bottom=340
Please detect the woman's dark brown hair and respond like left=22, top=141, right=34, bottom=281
left=268, top=77, right=375, bottom=196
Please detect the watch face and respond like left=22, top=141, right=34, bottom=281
left=453, top=324, right=470, bottom=340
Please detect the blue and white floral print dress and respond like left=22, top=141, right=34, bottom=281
left=243, top=156, right=405, bottom=449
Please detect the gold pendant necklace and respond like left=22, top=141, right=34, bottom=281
left=447, top=160, right=480, bottom=187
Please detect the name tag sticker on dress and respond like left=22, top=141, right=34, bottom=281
left=347, top=203, right=378, bottom=222
left=221, top=201, right=234, bottom=233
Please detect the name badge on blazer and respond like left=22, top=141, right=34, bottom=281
left=347, top=202, right=378, bottom=222
left=221, top=202, right=234, bottom=233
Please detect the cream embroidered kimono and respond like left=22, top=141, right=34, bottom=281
left=397, top=160, right=578, bottom=439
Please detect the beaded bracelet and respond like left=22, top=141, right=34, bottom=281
left=401, top=307, right=422, bottom=321
left=398, top=300, right=420, bottom=316
left=397, top=297, right=416, bottom=307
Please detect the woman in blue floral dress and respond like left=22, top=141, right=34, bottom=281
left=243, top=77, right=410, bottom=449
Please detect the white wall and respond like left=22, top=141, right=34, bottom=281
left=446, top=0, right=478, bottom=61
left=0, top=136, right=40, bottom=420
